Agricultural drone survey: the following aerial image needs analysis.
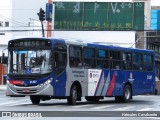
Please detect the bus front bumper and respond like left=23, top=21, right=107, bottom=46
left=6, top=84, right=54, bottom=96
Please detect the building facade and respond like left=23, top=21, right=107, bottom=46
left=0, top=0, right=48, bottom=84
left=0, top=0, right=157, bottom=86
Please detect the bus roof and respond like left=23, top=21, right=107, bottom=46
left=9, top=37, right=155, bottom=55
left=51, top=38, right=155, bottom=55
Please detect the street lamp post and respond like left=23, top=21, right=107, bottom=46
left=130, top=35, right=160, bottom=48
left=130, top=36, right=144, bottom=48
left=1, top=48, right=8, bottom=85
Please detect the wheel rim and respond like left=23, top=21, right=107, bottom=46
left=125, top=87, right=130, bottom=100
left=72, top=88, right=77, bottom=101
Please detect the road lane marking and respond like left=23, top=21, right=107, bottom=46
left=0, top=97, right=8, bottom=100
left=91, top=105, right=115, bottom=110
left=5, top=101, right=32, bottom=106
left=72, top=104, right=94, bottom=108
left=137, top=108, right=154, bottom=111
left=0, top=101, right=18, bottom=106
left=114, top=106, right=134, bottom=111
left=144, top=117, right=160, bottom=120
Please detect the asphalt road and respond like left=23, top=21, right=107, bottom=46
left=0, top=91, right=160, bottom=120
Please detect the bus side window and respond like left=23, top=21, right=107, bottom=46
left=122, top=53, right=132, bottom=70
left=132, top=53, right=143, bottom=71
left=96, top=49, right=109, bottom=69
left=59, top=53, right=67, bottom=67
left=54, top=45, right=67, bottom=68
left=110, top=51, right=121, bottom=69
left=143, top=54, right=153, bottom=71
left=83, top=47, right=96, bottom=69
left=69, top=46, right=82, bottom=68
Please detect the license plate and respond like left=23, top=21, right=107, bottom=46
left=22, top=89, right=30, bottom=92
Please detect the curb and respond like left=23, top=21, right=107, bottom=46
left=0, top=90, right=6, bottom=94
left=0, top=85, right=7, bottom=92
left=0, top=89, right=6, bottom=92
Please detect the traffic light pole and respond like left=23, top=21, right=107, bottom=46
left=41, top=21, right=45, bottom=37
left=47, top=0, right=52, bottom=37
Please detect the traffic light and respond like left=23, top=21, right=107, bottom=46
left=37, top=8, right=45, bottom=21
left=46, top=3, right=53, bottom=21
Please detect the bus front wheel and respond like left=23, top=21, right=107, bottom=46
left=67, top=85, right=77, bottom=105
left=30, top=96, right=40, bottom=104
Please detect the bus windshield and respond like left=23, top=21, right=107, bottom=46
left=8, top=50, right=52, bottom=74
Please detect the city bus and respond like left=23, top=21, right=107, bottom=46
left=6, top=37, right=155, bottom=105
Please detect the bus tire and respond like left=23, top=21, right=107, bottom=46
left=155, top=89, right=158, bottom=95
left=30, top=96, right=40, bottom=104
left=67, top=85, right=77, bottom=105
left=122, top=84, right=132, bottom=102
left=115, top=84, right=132, bottom=103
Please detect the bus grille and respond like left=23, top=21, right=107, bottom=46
left=14, top=85, right=37, bottom=87
left=16, top=89, right=37, bottom=94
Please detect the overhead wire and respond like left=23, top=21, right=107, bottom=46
left=0, top=14, right=28, bottom=26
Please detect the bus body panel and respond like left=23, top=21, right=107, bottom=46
left=52, top=70, right=66, bottom=96
left=7, top=83, right=54, bottom=96
left=7, top=74, right=54, bottom=96
left=131, top=71, right=155, bottom=95
left=65, top=67, right=88, bottom=96
left=88, top=70, right=125, bottom=97
left=86, top=69, right=155, bottom=97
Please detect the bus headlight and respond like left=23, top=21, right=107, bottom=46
left=7, top=80, right=14, bottom=87
left=43, top=78, right=53, bottom=86
left=7, top=80, right=9, bottom=84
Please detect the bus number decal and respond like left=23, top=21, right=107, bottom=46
left=30, top=80, right=37, bottom=84
left=147, top=75, right=152, bottom=80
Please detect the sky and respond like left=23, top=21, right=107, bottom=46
left=151, top=0, right=160, bottom=6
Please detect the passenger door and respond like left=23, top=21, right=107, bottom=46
left=53, top=45, right=67, bottom=96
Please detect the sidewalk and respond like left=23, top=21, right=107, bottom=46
left=0, top=85, right=7, bottom=91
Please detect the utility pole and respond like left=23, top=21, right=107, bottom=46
left=41, top=20, right=45, bottom=37
left=46, top=0, right=52, bottom=37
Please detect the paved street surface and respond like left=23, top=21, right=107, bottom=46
left=0, top=88, right=160, bottom=120
left=0, top=92, right=159, bottom=111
